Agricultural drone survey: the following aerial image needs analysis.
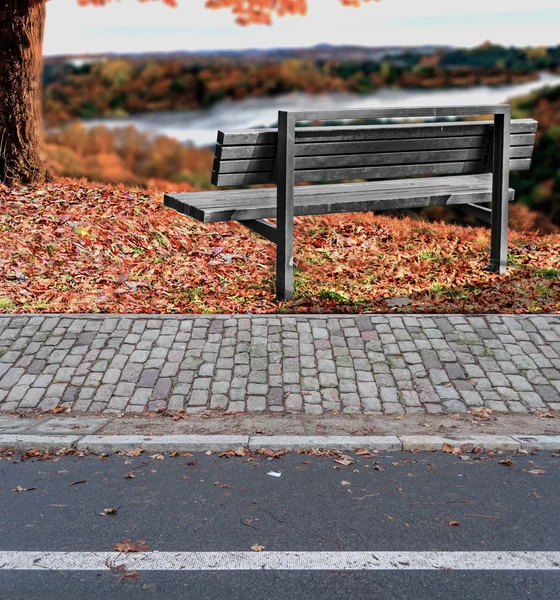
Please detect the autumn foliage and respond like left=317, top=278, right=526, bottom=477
left=1, top=178, right=558, bottom=314
left=44, top=123, right=214, bottom=190
left=78, top=0, right=380, bottom=26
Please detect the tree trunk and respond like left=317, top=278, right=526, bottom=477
left=0, top=0, right=51, bottom=185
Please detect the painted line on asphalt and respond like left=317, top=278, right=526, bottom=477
left=0, top=552, right=559, bottom=571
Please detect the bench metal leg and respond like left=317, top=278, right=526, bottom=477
left=490, top=110, right=511, bottom=274
left=276, top=111, right=296, bottom=301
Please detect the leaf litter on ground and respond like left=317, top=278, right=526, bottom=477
left=1, top=179, right=558, bottom=314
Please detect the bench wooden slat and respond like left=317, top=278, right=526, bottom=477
left=216, top=133, right=535, bottom=160
left=211, top=158, right=532, bottom=186
left=217, top=119, right=537, bottom=146
left=164, top=173, right=514, bottom=223
left=214, top=146, right=533, bottom=175
left=178, top=181, right=508, bottom=212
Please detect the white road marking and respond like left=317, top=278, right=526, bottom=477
left=0, top=552, right=559, bottom=571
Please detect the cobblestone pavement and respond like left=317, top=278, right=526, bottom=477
left=0, top=314, right=559, bottom=416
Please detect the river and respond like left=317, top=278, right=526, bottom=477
left=82, top=72, right=560, bottom=147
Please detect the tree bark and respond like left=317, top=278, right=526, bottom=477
left=0, top=0, right=51, bottom=185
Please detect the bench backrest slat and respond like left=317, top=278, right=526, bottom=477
left=212, top=118, right=537, bottom=187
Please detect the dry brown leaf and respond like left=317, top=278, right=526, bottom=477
left=527, top=469, right=546, bottom=475
left=334, top=454, right=354, bottom=466
left=119, top=572, right=140, bottom=581
left=104, top=560, right=125, bottom=572
left=354, top=448, right=370, bottom=456
left=251, top=544, right=265, bottom=552
left=125, top=447, right=144, bottom=457
left=124, top=472, right=136, bottom=479
left=150, top=453, right=164, bottom=461
left=113, top=538, right=150, bottom=553
left=449, top=521, right=461, bottom=526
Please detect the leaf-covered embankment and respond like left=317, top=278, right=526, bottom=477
left=0, top=179, right=559, bottom=314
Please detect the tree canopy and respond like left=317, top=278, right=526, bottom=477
left=77, top=0, right=380, bottom=26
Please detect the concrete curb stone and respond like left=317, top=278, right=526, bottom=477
left=1, top=432, right=560, bottom=452
left=247, top=435, right=402, bottom=451
left=76, top=434, right=250, bottom=453
left=0, top=435, right=80, bottom=451
left=399, top=435, right=522, bottom=451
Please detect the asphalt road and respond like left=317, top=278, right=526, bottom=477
left=0, top=448, right=558, bottom=600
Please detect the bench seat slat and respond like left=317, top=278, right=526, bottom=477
left=164, top=173, right=513, bottom=224
left=217, top=119, right=537, bottom=146
left=216, top=133, right=535, bottom=160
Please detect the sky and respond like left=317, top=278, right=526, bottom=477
left=44, top=0, right=560, bottom=56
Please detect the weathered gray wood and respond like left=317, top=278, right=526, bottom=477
left=237, top=219, right=278, bottom=244
left=169, top=172, right=502, bottom=203
left=164, top=174, right=515, bottom=223
left=214, top=146, right=533, bottom=175
left=212, top=158, right=531, bottom=187
left=457, top=203, right=493, bottom=224
left=490, top=110, right=511, bottom=274
left=286, top=104, right=511, bottom=122
left=217, top=119, right=537, bottom=146
left=215, top=133, right=535, bottom=160
left=276, top=111, right=296, bottom=301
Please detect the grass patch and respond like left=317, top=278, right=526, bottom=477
left=534, top=267, right=560, bottom=280
left=0, top=297, right=15, bottom=310
left=319, top=288, right=352, bottom=304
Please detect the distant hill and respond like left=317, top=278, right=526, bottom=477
left=45, top=44, right=455, bottom=66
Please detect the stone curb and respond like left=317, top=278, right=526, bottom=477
left=1, top=434, right=560, bottom=453
left=247, top=435, right=402, bottom=451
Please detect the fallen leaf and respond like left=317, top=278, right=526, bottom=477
left=150, top=453, right=164, bottom=461
left=334, top=454, right=354, bottom=466
left=69, top=480, right=87, bottom=487
left=251, top=544, right=265, bottom=552
left=205, top=450, right=213, bottom=455
left=499, top=459, right=514, bottom=466
left=527, top=469, right=545, bottom=475
left=113, top=538, right=150, bottom=553
left=119, top=572, right=140, bottom=581
left=341, top=480, right=351, bottom=486
left=125, top=447, right=144, bottom=457
left=104, top=560, right=125, bottom=572
left=99, top=507, right=118, bottom=516
left=125, top=472, right=136, bottom=479
left=449, top=521, right=461, bottom=526
left=12, top=486, right=35, bottom=492
left=354, top=448, right=370, bottom=456
left=396, top=486, right=403, bottom=493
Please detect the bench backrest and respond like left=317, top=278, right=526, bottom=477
left=212, top=118, right=537, bottom=187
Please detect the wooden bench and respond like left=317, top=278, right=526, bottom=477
left=164, top=105, right=537, bottom=301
